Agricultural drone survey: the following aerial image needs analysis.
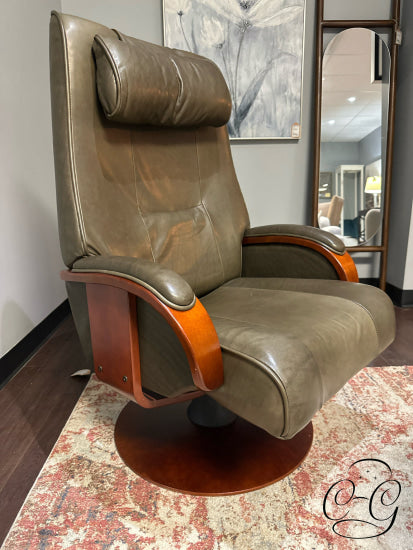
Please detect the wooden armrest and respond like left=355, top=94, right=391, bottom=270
left=61, top=270, right=223, bottom=407
left=242, top=234, right=358, bottom=282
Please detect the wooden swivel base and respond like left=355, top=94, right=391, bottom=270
left=115, top=400, right=313, bottom=496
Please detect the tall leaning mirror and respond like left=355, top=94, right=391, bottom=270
left=317, top=28, right=390, bottom=247
left=311, top=0, right=401, bottom=290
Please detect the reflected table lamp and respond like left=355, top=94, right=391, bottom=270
left=365, top=176, right=382, bottom=207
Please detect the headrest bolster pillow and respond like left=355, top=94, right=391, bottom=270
left=92, top=31, right=232, bottom=127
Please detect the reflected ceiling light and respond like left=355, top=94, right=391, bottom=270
left=328, top=119, right=335, bottom=125
left=347, top=96, right=356, bottom=103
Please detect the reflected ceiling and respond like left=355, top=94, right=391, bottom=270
left=321, top=29, right=382, bottom=143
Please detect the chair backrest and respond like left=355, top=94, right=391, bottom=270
left=49, top=11, right=249, bottom=296
left=364, top=208, right=381, bottom=243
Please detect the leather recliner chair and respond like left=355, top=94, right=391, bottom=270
left=49, top=11, right=395, bottom=495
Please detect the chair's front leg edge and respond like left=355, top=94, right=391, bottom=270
left=242, top=235, right=359, bottom=282
left=61, top=270, right=224, bottom=404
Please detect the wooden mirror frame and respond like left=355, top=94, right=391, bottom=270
left=311, top=0, right=401, bottom=290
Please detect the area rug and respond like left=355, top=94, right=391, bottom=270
left=3, top=366, right=412, bottom=550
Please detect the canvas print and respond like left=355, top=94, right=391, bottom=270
left=163, top=0, right=306, bottom=139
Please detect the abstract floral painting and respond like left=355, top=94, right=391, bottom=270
left=163, top=0, right=306, bottom=139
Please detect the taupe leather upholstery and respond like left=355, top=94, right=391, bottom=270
left=204, top=278, right=394, bottom=437
left=49, top=12, right=249, bottom=290
left=242, top=224, right=346, bottom=279
left=50, top=12, right=396, bottom=439
left=242, top=243, right=340, bottom=279
left=93, top=32, right=231, bottom=127
left=72, top=255, right=196, bottom=310
left=244, top=224, right=346, bottom=254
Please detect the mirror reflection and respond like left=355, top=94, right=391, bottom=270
left=317, top=28, right=390, bottom=246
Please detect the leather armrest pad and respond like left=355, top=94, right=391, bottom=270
left=244, top=224, right=346, bottom=255
left=72, top=256, right=195, bottom=310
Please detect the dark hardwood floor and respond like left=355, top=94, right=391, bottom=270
left=1, top=306, right=412, bottom=544
left=369, top=306, right=413, bottom=366
left=0, top=317, right=88, bottom=545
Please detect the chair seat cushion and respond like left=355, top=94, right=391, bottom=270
left=201, top=278, right=395, bottom=439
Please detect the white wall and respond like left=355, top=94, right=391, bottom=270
left=404, top=202, right=413, bottom=289
left=61, top=0, right=163, bottom=43
left=0, top=0, right=65, bottom=357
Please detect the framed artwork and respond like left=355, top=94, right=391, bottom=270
left=163, top=0, right=306, bottom=140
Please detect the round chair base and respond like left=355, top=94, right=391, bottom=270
left=115, top=401, right=313, bottom=496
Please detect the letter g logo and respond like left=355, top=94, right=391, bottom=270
left=323, top=459, right=401, bottom=539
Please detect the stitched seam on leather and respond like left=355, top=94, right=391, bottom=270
left=57, top=14, right=87, bottom=257
left=211, top=313, right=324, bottom=437
left=72, top=268, right=195, bottom=310
left=170, top=57, right=183, bottom=120
left=349, top=301, right=381, bottom=349
left=272, top=284, right=381, bottom=347
left=206, top=290, right=330, bottom=409
left=134, top=204, right=203, bottom=216
left=112, top=29, right=124, bottom=41
left=194, top=131, right=226, bottom=286
left=230, top=282, right=381, bottom=350
left=129, top=132, right=156, bottom=262
left=94, top=34, right=122, bottom=117
left=218, top=343, right=290, bottom=437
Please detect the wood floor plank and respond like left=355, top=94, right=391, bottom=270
left=0, top=317, right=88, bottom=544
left=369, top=306, right=413, bottom=366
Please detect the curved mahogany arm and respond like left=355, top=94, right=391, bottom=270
left=242, top=234, right=358, bottom=282
left=61, top=270, right=223, bottom=407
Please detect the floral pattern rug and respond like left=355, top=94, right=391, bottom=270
left=3, top=366, right=412, bottom=549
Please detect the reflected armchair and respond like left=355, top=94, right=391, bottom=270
left=49, top=12, right=395, bottom=495
left=318, top=194, right=344, bottom=235
left=365, top=208, right=382, bottom=244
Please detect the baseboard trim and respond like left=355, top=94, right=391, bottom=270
left=385, top=283, right=413, bottom=307
left=0, top=300, right=70, bottom=387
left=359, top=279, right=413, bottom=307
